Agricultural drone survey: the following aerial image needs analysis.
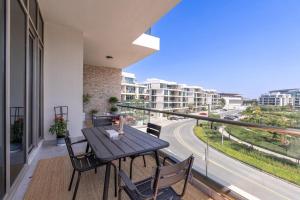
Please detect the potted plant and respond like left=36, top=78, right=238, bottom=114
left=49, top=116, right=68, bottom=146
left=108, top=97, right=119, bottom=114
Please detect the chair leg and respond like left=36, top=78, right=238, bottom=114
left=113, top=165, right=118, bottom=197
left=130, top=157, right=135, bottom=179
left=142, top=155, right=147, bottom=168
left=95, top=167, right=97, bottom=174
left=118, top=188, right=122, bottom=200
left=68, top=169, right=75, bottom=191
left=85, top=143, right=90, bottom=153
left=72, top=172, right=81, bottom=200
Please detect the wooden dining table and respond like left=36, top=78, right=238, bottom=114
left=82, top=125, right=170, bottom=200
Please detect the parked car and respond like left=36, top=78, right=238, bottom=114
left=168, top=115, right=184, bottom=120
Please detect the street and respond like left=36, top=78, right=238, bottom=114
left=160, top=119, right=300, bottom=200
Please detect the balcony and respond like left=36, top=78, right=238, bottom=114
left=22, top=143, right=213, bottom=200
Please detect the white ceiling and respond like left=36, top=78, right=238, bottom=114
left=39, top=0, right=180, bottom=68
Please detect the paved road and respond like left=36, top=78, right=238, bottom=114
left=160, top=119, right=300, bottom=200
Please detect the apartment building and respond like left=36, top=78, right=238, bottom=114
left=121, top=72, right=149, bottom=103
left=145, top=78, right=221, bottom=113
left=258, top=89, right=300, bottom=108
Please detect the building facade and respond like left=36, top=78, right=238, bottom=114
left=144, top=78, right=221, bottom=113
left=219, top=93, right=243, bottom=110
left=259, top=89, right=300, bottom=109
left=121, top=72, right=149, bottom=103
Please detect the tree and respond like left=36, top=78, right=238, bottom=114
left=220, top=98, right=226, bottom=108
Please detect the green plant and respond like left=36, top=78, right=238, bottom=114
left=49, top=116, right=67, bottom=138
left=108, top=96, right=119, bottom=113
left=108, top=96, right=119, bottom=104
left=110, top=106, right=118, bottom=113
left=89, top=109, right=99, bottom=116
left=220, top=98, right=226, bottom=108
left=11, top=118, right=23, bottom=143
left=83, top=93, right=92, bottom=104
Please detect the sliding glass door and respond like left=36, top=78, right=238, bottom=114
left=0, top=0, right=6, bottom=198
left=10, top=0, right=26, bottom=185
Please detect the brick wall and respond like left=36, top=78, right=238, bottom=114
left=83, top=65, right=121, bottom=115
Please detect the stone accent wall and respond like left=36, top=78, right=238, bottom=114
left=83, top=65, right=121, bottom=115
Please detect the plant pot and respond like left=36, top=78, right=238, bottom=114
left=56, top=136, right=66, bottom=146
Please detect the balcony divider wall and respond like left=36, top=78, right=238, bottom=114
left=1, top=0, right=44, bottom=198
left=0, top=0, right=6, bottom=198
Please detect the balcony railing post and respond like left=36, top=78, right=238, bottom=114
left=221, top=126, right=224, bottom=145
left=205, top=148, right=208, bottom=177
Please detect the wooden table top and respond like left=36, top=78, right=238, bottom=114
left=82, top=125, right=169, bottom=162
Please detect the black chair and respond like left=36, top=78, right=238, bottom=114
left=129, top=123, right=161, bottom=179
left=118, top=155, right=194, bottom=200
left=65, top=136, right=118, bottom=200
left=85, top=115, right=115, bottom=153
left=92, top=115, right=114, bottom=127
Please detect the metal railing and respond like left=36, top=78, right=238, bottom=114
left=117, top=103, right=300, bottom=200
left=117, top=104, right=300, bottom=136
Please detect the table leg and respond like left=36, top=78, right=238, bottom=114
left=103, top=162, right=111, bottom=200
left=119, top=158, right=122, bottom=171
left=154, top=151, right=161, bottom=167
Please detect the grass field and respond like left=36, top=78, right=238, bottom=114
left=194, top=126, right=300, bottom=186
left=225, top=125, right=300, bottom=159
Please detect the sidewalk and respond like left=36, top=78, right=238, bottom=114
left=219, top=126, right=299, bottom=163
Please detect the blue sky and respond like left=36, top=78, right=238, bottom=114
left=125, top=0, right=300, bottom=98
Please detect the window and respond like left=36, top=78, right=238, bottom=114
left=0, top=0, right=5, bottom=197
left=124, top=77, right=134, bottom=84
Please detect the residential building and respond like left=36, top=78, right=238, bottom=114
left=258, top=89, right=300, bottom=108
left=219, top=93, right=244, bottom=110
left=0, top=0, right=180, bottom=198
left=205, top=89, right=221, bottom=110
left=121, top=72, right=149, bottom=103
left=145, top=78, right=221, bottom=113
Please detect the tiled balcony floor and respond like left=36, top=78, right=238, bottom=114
left=24, top=149, right=212, bottom=200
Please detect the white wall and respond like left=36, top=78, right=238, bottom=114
left=44, top=22, right=83, bottom=140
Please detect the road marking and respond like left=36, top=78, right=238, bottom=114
left=172, top=122, right=291, bottom=200
left=228, top=185, right=261, bottom=200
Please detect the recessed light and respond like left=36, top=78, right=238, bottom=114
left=106, top=56, right=113, bottom=59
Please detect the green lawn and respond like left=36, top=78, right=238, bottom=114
left=194, top=126, right=300, bottom=186
left=225, top=125, right=300, bottom=159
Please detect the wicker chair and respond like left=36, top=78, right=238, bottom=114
left=65, top=136, right=118, bottom=200
left=118, top=155, right=194, bottom=200
left=129, top=123, right=161, bottom=179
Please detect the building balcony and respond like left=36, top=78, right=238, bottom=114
left=20, top=142, right=213, bottom=200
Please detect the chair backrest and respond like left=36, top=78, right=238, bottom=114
left=146, top=123, right=161, bottom=138
left=64, top=136, right=76, bottom=169
left=153, top=155, right=194, bottom=198
left=92, top=115, right=113, bottom=127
